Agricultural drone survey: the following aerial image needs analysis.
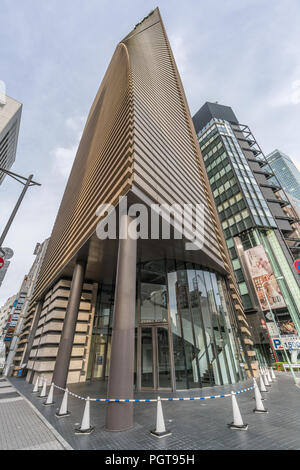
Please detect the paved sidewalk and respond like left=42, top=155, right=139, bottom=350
left=9, top=372, right=300, bottom=450
left=0, top=377, right=71, bottom=450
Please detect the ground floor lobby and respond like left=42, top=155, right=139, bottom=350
left=85, top=259, right=250, bottom=392
left=9, top=372, right=300, bottom=450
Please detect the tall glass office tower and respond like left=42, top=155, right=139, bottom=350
left=266, top=149, right=300, bottom=200
left=193, top=103, right=300, bottom=367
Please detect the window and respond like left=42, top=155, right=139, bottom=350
left=238, top=282, right=248, bottom=296
left=232, top=258, right=241, bottom=270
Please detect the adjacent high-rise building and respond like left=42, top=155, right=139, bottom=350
left=17, top=10, right=256, bottom=431
left=193, top=102, right=300, bottom=366
left=2, top=239, right=49, bottom=376
left=266, top=149, right=300, bottom=200
left=0, top=94, right=22, bottom=184
left=0, top=294, right=17, bottom=341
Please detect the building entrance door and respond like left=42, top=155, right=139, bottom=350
left=90, top=338, right=107, bottom=380
left=139, top=324, right=172, bottom=390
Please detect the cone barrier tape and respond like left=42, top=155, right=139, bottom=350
left=39, top=378, right=47, bottom=398
left=55, top=388, right=70, bottom=417
left=228, top=391, right=248, bottom=430
left=253, top=379, right=268, bottom=414
left=53, top=384, right=254, bottom=403
left=44, top=382, right=55, bottom=406
left=151, top=396, right=172, bottom=438
left=271, top=368, right=276, bottom=380
left=52, top=383, right=254, bottom=403
left=75, top=397, right=94, bottom=434
left=32, top=377, right=39, bottom=394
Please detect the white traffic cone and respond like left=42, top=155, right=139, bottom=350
left=32, top=377, right=39, bottom=393
left=39, top=378, right=47, bottom=398
left=55, top=388, right=70, bottom=417
left=75, top=397, right=94, bottom=434
left=44, top=382, right=54, bottom=406
left=267, top=369, right=272, bottom=383
left=253, top=379, right=268, bottom=413
left=228, top=391, right=248, bottom=430
left=271, top=368, right=276, bottom=380
left=151, top=397, right=172, bottom=438
left=264, top=372, right=270, bottom=387
left=38, top=376, right=44, bottom=388
left=259, top=374, right=268, bottom=393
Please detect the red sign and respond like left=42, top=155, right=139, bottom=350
left=0, top=257, right=4, bottom=269
left=294, top=259, right=300, bottom=273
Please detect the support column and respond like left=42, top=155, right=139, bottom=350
left=106, top=215, right=137, bottom=431
left=52, top=259, right=86, bottom=388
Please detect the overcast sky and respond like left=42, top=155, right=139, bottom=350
left=1, top=0, right=300, bottom=305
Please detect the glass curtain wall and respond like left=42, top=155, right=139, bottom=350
left=166, top=259, right=244, bottom=389
left=87, top=259, right=245, bottom=390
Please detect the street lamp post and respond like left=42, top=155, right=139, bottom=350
left=260, top=277, right=298, bottom=385
left=0, top=168, right=41, bottom=254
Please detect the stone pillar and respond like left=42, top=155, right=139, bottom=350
left=52, top=259, right=86, bottom=388
left=105, top=215, right=137, bottom=431
left=23, top=301, right=43, bottom=380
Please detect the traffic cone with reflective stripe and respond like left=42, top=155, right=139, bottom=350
left=55, top=388, right=70, bottom=417
left=228, top=391, right=248, bottom=430
left=44, top=383, right=54, bottom=406
left=253, top=379, right=268, bottom=413
left=75, top=397, right=94, bottom=434
left=151, top=397, right=172, bottom=438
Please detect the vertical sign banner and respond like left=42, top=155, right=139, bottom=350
left=244, top=244, right=286, bottom=311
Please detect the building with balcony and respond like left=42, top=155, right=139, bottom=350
left=193, top=102, right=300, bottom=366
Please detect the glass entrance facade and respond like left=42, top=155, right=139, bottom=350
left=87, top=259, right=247, bottom=389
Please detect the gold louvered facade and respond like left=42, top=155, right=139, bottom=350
left=32, top=42, right=134, bottom=304
left=29, top=8, right=256, bottom=378
left=33, top=9, right=227, bottom=303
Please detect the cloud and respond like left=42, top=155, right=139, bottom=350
left=65, top=116, right=85, bottom=131
left=52, top=143, right=78, bottom=178
left=169, top=33, right=188, bottom=75
left=51, top=116, right=85, bottom=179
left=270, top=79, right=300, bottom=107
left=291, top=80, right=300, bottom=104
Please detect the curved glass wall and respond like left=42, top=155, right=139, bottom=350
left=165, top=260, right=245, bottom=389
left=87, top=259, right=246, bottom=389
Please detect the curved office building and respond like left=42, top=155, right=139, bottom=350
left=15, top=8, right=256, bottom=430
